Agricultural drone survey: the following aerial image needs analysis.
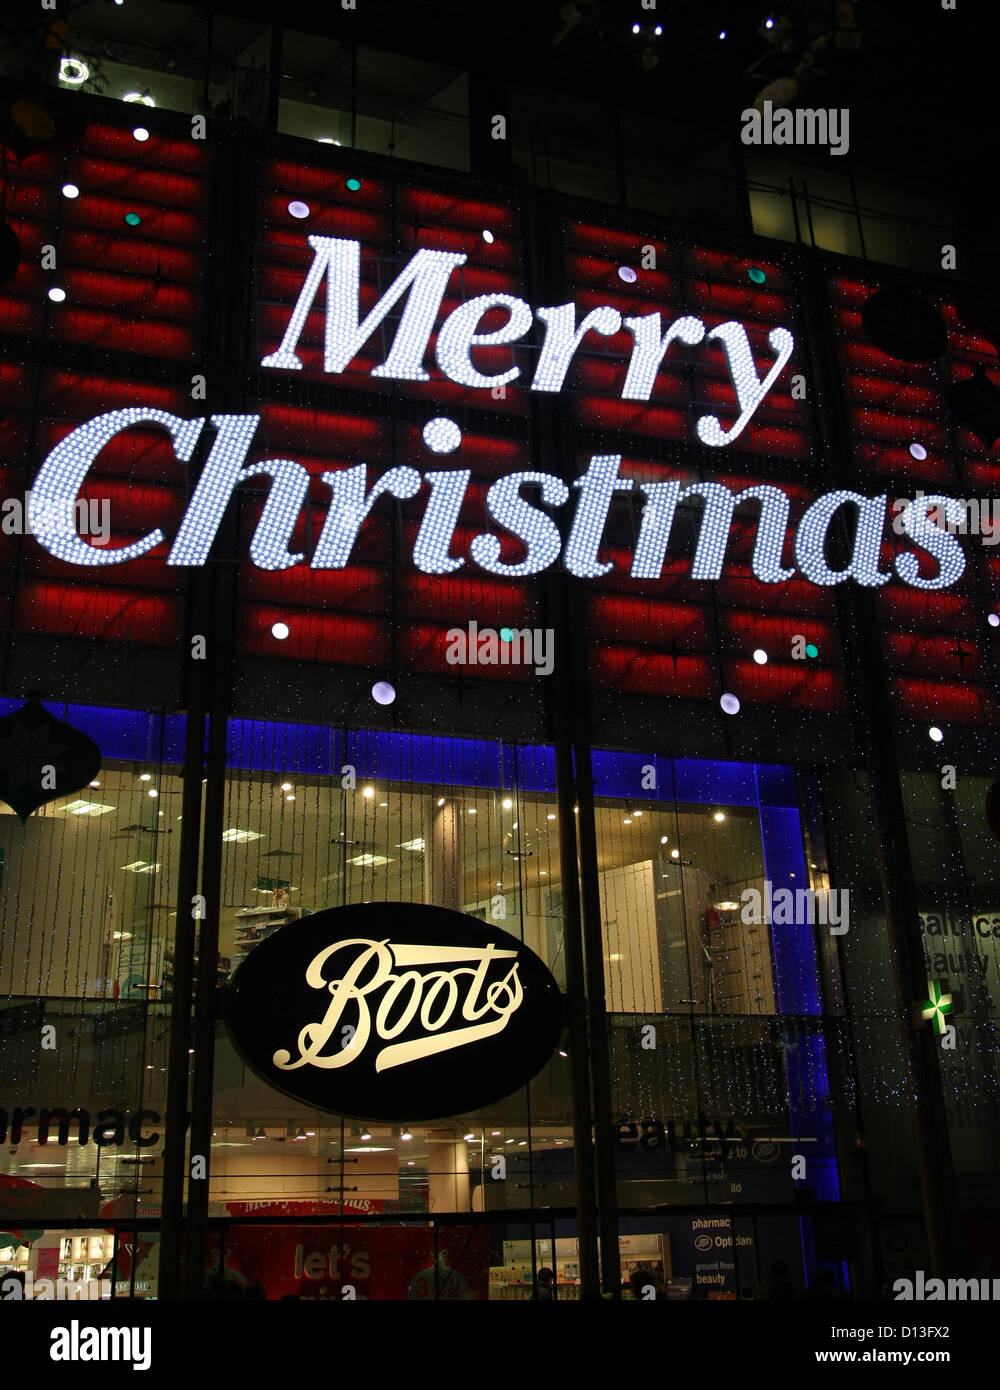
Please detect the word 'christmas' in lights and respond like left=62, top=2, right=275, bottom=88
left=28, top=410, right=969, bottom=591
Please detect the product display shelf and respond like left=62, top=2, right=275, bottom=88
left=231, top=906, right=299, bottom=964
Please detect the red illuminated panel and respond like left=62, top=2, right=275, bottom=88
left=398, top=575, right=534, bottom=625
left=725, top=659, right=844, bottom=712
left=890, top=678, right=994, bottom=724
left=15, top=580, right=182, bottom=645
left=591, top=646, right=714, bottom=697
left=400, top=624, right=534, bottom=682
left=721, top=612, right=840, bottom=662
left=237, top=605, right=387, bottom=664
left=882, top=631, right=984, bottom=678
left=587, top=595, right=713, bottom=650
left=240, top=564, right=388, bottom=612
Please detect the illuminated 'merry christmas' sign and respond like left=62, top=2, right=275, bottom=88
left=27, top=237, right=969, bottom=592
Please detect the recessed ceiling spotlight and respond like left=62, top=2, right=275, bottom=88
left=753, top=648, right=768, bottom=664
left=720, top=693, right=741, bottom=715
left=714, top=811, right=725, bottom=822
left=618, top=265, right=637, bottom=283
left=132, top=127, right=150, bottom=142
left=47, top=287, right=66, bottom=302
left=929, top=726, right=943, bottom=743
left=482, top=229, right=494, bottom=243
left=372, top=680, right=395, bottom=705
left=363, top=786, right=375, bottom=799
left=271, top=621, right=289, bottom=640
left=61, top=183, right=80, bottom=199
left=59, top=58, right=89, bottom=86
left=288, top=200, right=310, bottom=219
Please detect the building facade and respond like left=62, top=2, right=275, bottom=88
left=1, top=0, right=998, bottom=1301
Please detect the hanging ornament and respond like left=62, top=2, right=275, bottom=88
left=944, top=366, right=1000, bottom=449
left=0, top=696, right=101, bottom=822
left=860, top=288, right=947, bottom=362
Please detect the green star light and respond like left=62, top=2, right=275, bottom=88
left=920, top=979, right=953, bottom=1035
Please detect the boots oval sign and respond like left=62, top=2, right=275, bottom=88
left=225, top=902, right=564, bottom=1121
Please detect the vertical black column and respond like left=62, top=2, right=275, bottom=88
left=155, top=658, right=206, bottom=1301
left=183, top=694, right=231, bottom=1298
left=571, top=708, right=622, bottom=1296
left=167, top=117, right=253, bottom=1298
left=526, top=186, right=622, bottom=1297
left=551, top=717, right=601, bottom=1299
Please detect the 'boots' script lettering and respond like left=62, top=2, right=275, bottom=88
left=272, top=938, right=523, bottom=1073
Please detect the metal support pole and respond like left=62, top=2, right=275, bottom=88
left=156, top=667, right=207, bottom=1300
left=571, top=723, right=622, bottom=1297
left=183, top=703, right=230, bottom=1298
left=552, top=722, right=601, bottom=1299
